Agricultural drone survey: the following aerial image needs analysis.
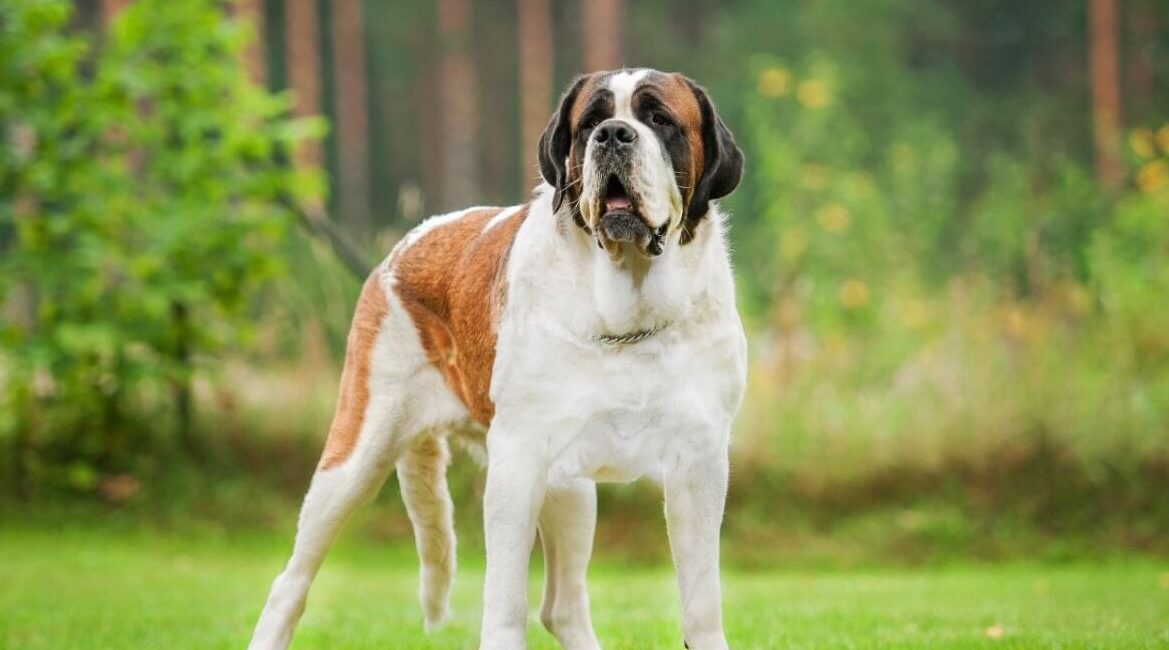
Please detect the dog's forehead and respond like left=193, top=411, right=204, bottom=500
left=604, top=69, right=650, bottom=114
left=571, top=69, right=701, bottom=127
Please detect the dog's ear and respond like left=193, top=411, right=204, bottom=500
left=682, top=78, right=744, bottom=243
left=538, top=75, right=590, bottom=213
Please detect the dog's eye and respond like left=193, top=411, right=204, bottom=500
left=650, top=111, right=673, bottom=127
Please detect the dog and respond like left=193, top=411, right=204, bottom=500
left=249, top=68, right=745, bottom=650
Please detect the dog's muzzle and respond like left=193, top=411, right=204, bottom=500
left=596, top=172, right=667, bottom=257
left=599, top=213, right=667, bottom=256
left=599, top=211, right=647, bottom=244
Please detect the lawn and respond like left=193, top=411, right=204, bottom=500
left=1, top=526, right=1167, bottom=649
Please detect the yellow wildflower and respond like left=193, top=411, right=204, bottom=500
left=816, top=203, right=851, bottom=233
left=849, top=171, right=877, bottom=198
left=757, top=67, right=792, bottom=98
left=779, top=228, right=808, bottom=261
left=1157, top=125, right=1169, bottom=155
left=890, top=144, right=915, bottom=174
left=1003, top=307, right=1027, bottom=338
left=1137, top=160, right=1169, bottom=194
left=838, top=279, right=869, bottom=309
left=796, top=80, right=830, bottom=109
left=901, top=300, right=929, bottom=330
left=1063, top=282, right=1092, bottom=316
left=1129, top=128, right=1156, bottom=159
left=800, top=163, right=832, bottom=190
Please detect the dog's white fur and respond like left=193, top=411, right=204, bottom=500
left=249, top=70, right=746, bottom=650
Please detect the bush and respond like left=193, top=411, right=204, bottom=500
left=0, top=0, right=324, bottom=496
left=730, top=43, right=1169, bottom=551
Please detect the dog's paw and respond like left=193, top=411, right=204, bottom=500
left=423, top=606, right=450, bottom=634
left=683, top=637, right=730, bottom=650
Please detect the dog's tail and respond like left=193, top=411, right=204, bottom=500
left=396, top=433, right=456, bottom=631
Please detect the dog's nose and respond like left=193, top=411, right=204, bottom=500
left=593, top=121, right=637, bottom=148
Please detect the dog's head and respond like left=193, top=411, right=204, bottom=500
left=538, top=69, right=743, bottom=258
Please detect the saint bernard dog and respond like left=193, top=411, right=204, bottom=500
left=249, top=68, right=746, bottom=650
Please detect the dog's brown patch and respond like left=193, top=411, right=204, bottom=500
left=661, top=72, right=705, bottom=205
left=568, top=72, right=605, bottom=125
left=319, top=274, right=389, bottom=469
left=393, top=206, right=529, bottom=424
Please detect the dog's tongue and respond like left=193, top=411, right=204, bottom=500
left=604, top=195, right=633, bottom=214
left=604, top=176, right=633, bottom=215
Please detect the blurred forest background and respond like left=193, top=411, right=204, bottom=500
left=3, top=0, right=1169, bottom=565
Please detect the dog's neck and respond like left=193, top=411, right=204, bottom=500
left=544, top=187, right=728, bottom=339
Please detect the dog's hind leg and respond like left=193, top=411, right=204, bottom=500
left=249, top=275, right=414, bottom=650
left=538, top=479, right=601, bottom=650
left=248, top=411, right=404, bottom=650
left=397, top=432, right=457, bottom=630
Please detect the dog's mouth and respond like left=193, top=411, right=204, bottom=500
left=597, top=175, right=663, bottom=257
left=602, top=175, right=634, bottom=218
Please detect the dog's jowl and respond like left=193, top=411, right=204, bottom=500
left=249, top=69, right=746, bottom=650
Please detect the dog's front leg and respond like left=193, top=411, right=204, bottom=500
left=539, top=479, right=601, bottom=650
left=664, top=448, right=730, bottom=650
left=479, top=432, right=548, bottom=650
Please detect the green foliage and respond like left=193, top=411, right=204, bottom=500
left=0, top=0, right=324, bottom=493
left=1091, top=166, right=1169, bottom=373
left=679, top=0, right=1169, bottom=543
left=742, top=53, right=962, bottom=333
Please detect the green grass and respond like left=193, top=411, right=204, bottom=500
left=1, top=526, right=1167, bottom=649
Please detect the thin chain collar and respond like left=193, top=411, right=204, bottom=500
left=592, top=321, right=671, bottom=346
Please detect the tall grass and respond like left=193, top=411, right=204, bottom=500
left=153, top=253, right=1169, bottom=565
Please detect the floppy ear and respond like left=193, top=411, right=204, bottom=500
left=682, top=78, right=744, bottom=243
left=538, top=75, right=589, bottom=213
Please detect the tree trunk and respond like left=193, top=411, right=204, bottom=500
left=235, top=0, right=267, bottom=85
left=99, top=0, right=129, bottom=23
left=582, top=0, right=624, bottom=72
left=315, top=0, right=340, bottom=218
left=262, top=0, right=287, bottom=92
left=518, top=0, right=552, bottom=193
left=415, top=62, right=443, bottom=215
left=285, top=0, right=323, bottom=175
left=170, top=301, right=196, bottom=455
left=1088, top=0, right=1123, bottom=191
left=331, top=0, right=372, bottom=234
left=436, top=0, right=481, bottom=210
left=476, top=2, right=513, bottom=204
left=1127, top=0, right=1158, bottom=119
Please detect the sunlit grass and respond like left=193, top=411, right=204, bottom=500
left=1, top=526, right=1166, bottom=649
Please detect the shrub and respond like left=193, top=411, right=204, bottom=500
left=0, top=0, right=324, bottom=496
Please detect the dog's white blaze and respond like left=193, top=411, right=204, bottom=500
left=608, top=69, right=649, bottom=120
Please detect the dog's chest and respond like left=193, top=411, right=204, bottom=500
left=484, top=198, right=746, bottom=481
left=494, top=315, right=746, bottom=483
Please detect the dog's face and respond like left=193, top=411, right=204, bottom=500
left=539, top=69, right=743, bottom=258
